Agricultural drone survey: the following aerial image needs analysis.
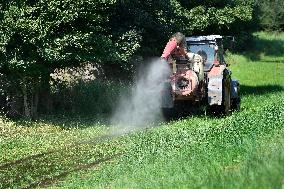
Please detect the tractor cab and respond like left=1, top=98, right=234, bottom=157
left=186, top=35, right=225, bottom=72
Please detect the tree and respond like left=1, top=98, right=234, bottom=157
left=0, top=0, right=256, bottom=118
left=0, top=0, right=142, bottom=118
left=256, top=0, right=284, bottom=31
left=111, top=0, right=256, bottom=55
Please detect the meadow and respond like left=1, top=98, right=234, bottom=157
left=0, top=32, right=284, bottom=189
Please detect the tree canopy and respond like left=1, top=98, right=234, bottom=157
left=256, top=0, right=284, bottom=31
left=0, top=0, right=256, bottom=71
left=0, top=0, right=258, bottom=118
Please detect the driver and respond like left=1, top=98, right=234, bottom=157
left=161, top=32, right=188, bottom=61
left=161, top=32, right=202, bottom=64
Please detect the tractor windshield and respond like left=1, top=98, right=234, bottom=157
left=187, top=43, right=215, bottom=71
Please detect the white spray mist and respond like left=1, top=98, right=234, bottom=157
left=111, top=58, right=170, bottom=134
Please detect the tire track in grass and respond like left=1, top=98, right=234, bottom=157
left=0, top=134, right=124, bottom=189
left=0, top=134, right=115, bottom=170
left=0, top=126, right=146, bottom=171
left=23, top=153, right=122, bottom=189
left=0, top=127, right=153, bottom=189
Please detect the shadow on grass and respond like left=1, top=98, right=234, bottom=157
left=12, top=114, right=112, bottom=130
left=162, top=102, right=208, bottom=122
left=243, top=37, right=284, bottom=61
left=241, top=85, right=284, bottom=96
left=19, top=85, right=283, bottom=126
left=259, top=59, right=284, bottom=63
left=164, top=84, right=284, bottom=121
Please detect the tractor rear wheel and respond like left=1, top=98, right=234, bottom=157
left=162, top=108, right=174, bottom=120
left=231, top=97, right=241, bottom=111
left=230, top=80, right=241, bottom=112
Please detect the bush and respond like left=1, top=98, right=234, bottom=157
left=256, top=0, right=284, bottom=31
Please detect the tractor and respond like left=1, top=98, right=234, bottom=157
left=161, top=35, right=240, bottom=117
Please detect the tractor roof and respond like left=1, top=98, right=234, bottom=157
left=186, top=35, right=222, bottom=42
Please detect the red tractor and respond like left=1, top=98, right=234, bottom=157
left=161, top=35, right=240, bottom=116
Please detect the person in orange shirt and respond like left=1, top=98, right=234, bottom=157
left=161, top=32, right=203, bottom=66
left=161, top=32, right=188, bottom=61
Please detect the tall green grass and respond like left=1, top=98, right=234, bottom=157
left=0, top=32, right=284, bottom=188
left=50, top=85, right=284, bottom=189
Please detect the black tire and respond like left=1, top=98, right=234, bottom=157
left=162, top=108, right=174, bottom=121
left=231, top=97, right=241, bottom=112
left=230, top=80, right=240, bottom=112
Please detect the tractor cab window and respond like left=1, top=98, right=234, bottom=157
left=187, top=43, right=215, bottom=71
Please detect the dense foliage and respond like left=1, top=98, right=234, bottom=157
left=256, top=0, right=284, bottom=31
left=111, top=0, right=255, bottom=55
left=0, top=0, right=141, bottom=117
left=0, top=0, right=258, bottom=118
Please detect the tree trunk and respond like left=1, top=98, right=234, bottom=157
left=46, top=93, right=53, bottom=114
left=22, top=82, right=31, bottom=118
left=31, top=92, right=39, bottom=120
left=41, top=89, right=53, bottom=114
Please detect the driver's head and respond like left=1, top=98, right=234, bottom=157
left=197, top=50, right=207, bottom=62
left=171, top=32, right=186, bottom=48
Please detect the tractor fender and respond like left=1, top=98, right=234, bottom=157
left=207, top=65, right=229, bottom=106
left=208, top=76, right=223, bottom=105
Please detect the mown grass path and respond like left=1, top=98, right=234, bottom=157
left=1, top=32, right=284, bottom=188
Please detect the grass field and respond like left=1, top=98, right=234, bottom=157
left=0, top=32, right=284, bottom=189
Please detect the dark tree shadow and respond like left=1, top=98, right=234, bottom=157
left=240, top=84, right=284, bottom=96
left=243, top=36, right=284, bottom=62
left=10, top=114, right=112, bottom=130
left=163, top=84, right=284, bottom=121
